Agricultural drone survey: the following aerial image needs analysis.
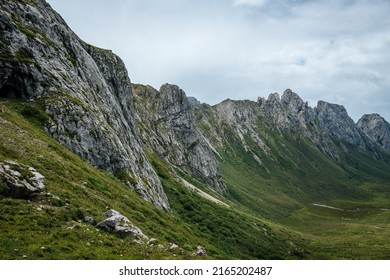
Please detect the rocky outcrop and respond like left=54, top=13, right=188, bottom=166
left=192, top=246, right=207, bottom=256
left=133, top=83, right=226, bottom=193
left=96, top=209, right=148, bottom=240
left=315, top=101, right=366, bottom=148
left=211, top=98, right=270, bottom=157
left=0, top=161, right=45, bottom=198
left=281, top=89, right=317, bottom=129
left=358, top=114, right=390, bottom=152
left=0, top=0, right=168, bottom=209
left=195, top=88, right=389, bottom=162
left=187, top=96, right=201, bottom=106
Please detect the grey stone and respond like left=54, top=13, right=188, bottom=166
left=147, top=238, right=158, bottom=245
left=281, top=89, right=305, bottom=114
left=83, top=216, right=96, bottom=225
left=169, top=243, right=179, bottom=250
left=96, top=209, right=148, bottom=240
left=193, top=246, right=207, bottom=256
left=0, top=161, right=45, bottom=198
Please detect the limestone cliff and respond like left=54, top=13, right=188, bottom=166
left=132, top=83, right=226, bottom=193
left=194, top=89, right=389, bottom=162
left=0, top=0, right=168, bottom=209
left=357, top=114, right=390, bottom=152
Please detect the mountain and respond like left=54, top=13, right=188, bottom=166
left=132, top=83, right=225, bottom=193
left=0, top=0, right=168, bottom=209
left=1, top=0, right=390, bottom=260
left=357, top=114, right=390, bottom=152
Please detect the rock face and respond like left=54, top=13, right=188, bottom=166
left=187, top=96, right=201, bottom=106
left=96, top=209, right=148, bottom=240
left=315, top=100, right=366, bottom=148
left=0, top=161, right=45, bottom=198
left=133, top=84, right=226, bottom=192
left=195, top=88, right=389, bottom=162
left=0, top=0, right=168, bottom=209
left=358, top=114, right=390, bottom=152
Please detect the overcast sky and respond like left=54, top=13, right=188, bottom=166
left=46, top=0, right=390, bottom=121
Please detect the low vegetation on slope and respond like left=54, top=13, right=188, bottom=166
left=195, top=109, right=390, bottom=259
left=0, top=99, right=306, bottom=259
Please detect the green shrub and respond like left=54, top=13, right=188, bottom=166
left=0, top=180, right=5, bottom=193
left=19, top=103, right=49, bottom=126
left=113, top=169, right=137, bottom=186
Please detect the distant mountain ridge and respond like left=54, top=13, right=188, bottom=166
left=194, top=89, right=390, bottom=162
left=1, top=0, right=390, bottom=260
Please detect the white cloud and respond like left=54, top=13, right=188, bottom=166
left=232, top=0, right=267, bottom=7
left=46, top=0, right=390, bottom=121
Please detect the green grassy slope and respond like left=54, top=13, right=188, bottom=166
left=0, top=98, right=206, bottom=259
left=0, top=99, right=307, bottom=259
left=203, top=116, right=390, bottom=259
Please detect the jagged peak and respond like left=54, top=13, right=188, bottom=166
left=159, top=83, right=189, bottom=107
left=188, top=96, right=201, bottom=106
left=316, top=100, right=348, bottom=115
left=357, top=113, right=390, bottom=151
left=160, top=83, right=184, bottom=95
left=357, top=113, right=390, bottom=133
left=218, top=98, right=243, bottom=106
left=257, top=96, right=266, bottom=105
left=281, top=89, right=305, bottom=112
left=267, top=92, right=280, bottom=102
left=281, top=89, right=303, bottom=103
left=358, top=113, right=387, bottom=124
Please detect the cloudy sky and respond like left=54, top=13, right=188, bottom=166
left=46, top=0, right=390, bottom=121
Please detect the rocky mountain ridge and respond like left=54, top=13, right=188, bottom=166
left=358, top=113, right=390, bottom=152
left=132, top=83, right=226, bottom=193
left=1, top=0, right=389, bottom=213
left=195, top=89, right=389, bottom=164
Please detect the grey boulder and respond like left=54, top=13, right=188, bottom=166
left=96, top=209, right=148, bottom=240
left=0, top=161, right=45, bottom=198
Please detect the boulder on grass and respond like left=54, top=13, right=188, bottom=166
left=96, top=209, right=148, bottom=241
left=0, top=161, right=45, bottom=198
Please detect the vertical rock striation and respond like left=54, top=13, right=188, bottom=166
left=133, top=83, right=226, bottom=193
left=0, top=0, right=169, bottom=209
left=357, top=114, right=390, bottom=152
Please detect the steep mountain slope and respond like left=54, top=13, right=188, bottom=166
left=194, top=91, right=390, bottom=259
left=194, top=90, right=390, bottom=215
left=358, top=114, right=390, bottom=152
left=0, top=0, right=167, bottom=209
left=0, top=100, right=306, bottom=259
left=132, top=83, right=225, bottom=193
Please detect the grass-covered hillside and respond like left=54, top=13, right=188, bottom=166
left=195, top=107, right=390, bottom=259
left=0, top=99, right=306, bottom=259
